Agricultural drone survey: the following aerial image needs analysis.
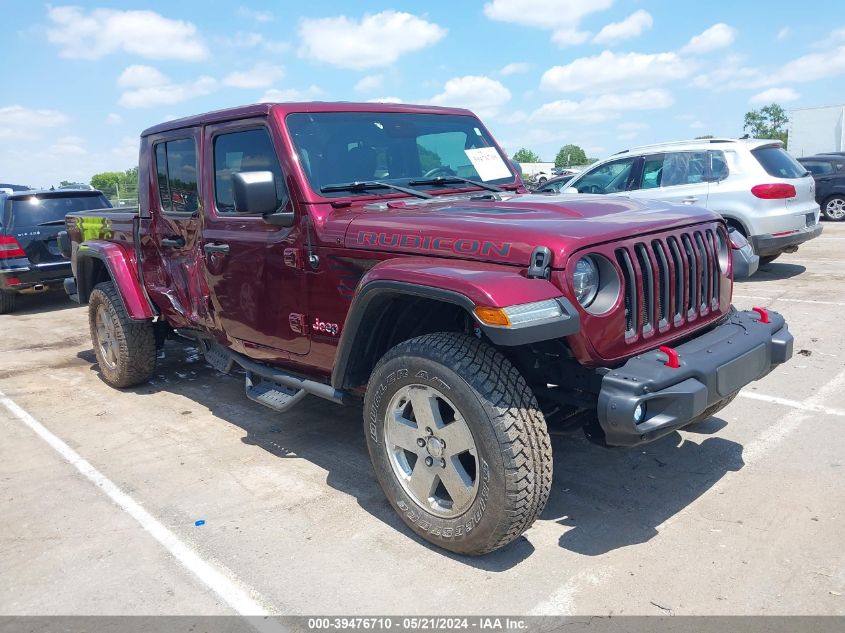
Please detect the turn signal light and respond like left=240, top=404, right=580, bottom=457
left=0, top=236, right=25, bottom=259
left=474, top=306, right=511, bottom=327
left=751, top=183, right=796, bottom=199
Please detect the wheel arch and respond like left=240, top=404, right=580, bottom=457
left=76, top=240, right=156, bottom=321
left=331, top=259, right=580, bottom=391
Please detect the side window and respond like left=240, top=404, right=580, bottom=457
left=639, top=154, right=664, bottom=189
left=660, top=152, right=708, bottom=187
left=800, top=161, right=833, bottom=175
left=708, top=150, right=729, bottom=181
left=154, top=138, right=199, bottom=214
left=575, top=157, right=637, bottom=194
left=213, top=128, right=288, bottom=214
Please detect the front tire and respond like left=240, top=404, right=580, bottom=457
left=823, top=195, right=845, bottom=221
left=364, top=332, right=552, bottom=555
left=88, top=281, right=156, bottom=388
left=0, top=290, right=16, bottom=314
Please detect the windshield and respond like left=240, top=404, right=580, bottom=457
left=285, top=112, right=516, bottom=197
left=6, top=193, right=111, bottom=229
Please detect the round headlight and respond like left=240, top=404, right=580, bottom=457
left=573, top=256, right=599, bottom=307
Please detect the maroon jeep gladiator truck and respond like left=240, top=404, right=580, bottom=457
left=61, top=102, right=794, bottom=555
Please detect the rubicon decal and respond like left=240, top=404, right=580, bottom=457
left=356, top=231, right=511, bottom=258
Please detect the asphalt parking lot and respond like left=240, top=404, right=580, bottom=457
left=1, top=223, right=844, bottom=618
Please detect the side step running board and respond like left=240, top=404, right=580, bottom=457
left=245, top=371, right=308, bottom=412
left=198, top=339, right=348, bottom=412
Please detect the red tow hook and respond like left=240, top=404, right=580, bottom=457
left=752, top=306, right=770, bottom=324
left=658, top=346, right=680, bottom=368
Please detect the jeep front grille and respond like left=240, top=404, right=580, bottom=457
left=615, top=227, right=724, bottom=340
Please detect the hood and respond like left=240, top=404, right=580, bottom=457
left=345, top=193, right=721, bottom=268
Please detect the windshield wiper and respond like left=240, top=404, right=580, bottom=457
left=408, top=176, right=504, bottom=193
left=320, top=181, right=432, bottom=199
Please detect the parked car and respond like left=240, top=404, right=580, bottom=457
left=797, top=154, right=845, bottom=221
left=58, top=183, right=95, bottom=191
left=62, top=102, right=793, bottom=556
left=532, top=174, right=576, bottom=192
left=0, top=183, right=31, bottom=192
left=564, top=138, right=822, bottom=266
left=0, top=188, right=111, bottom=313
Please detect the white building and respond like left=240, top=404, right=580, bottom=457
left=788, top=104, right=845, bottom=157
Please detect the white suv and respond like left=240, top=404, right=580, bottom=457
left=564, top=138, right=822, bottom=265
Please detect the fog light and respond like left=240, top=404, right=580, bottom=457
left=633, top=403, right=646, bottom=424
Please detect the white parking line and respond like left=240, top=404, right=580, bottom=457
left=737, top=391, right=845, bottom=418
left=733, top=293, right=845, bottom=308
left=0, top=388, right=285, bottom=632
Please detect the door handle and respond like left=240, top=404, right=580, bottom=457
left=203, top=243, right=230, bottom=254
left=160, top=237, right=185, bottom=247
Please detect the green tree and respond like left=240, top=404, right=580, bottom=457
left=512, top=148, right=541, bottom=163
left=90, top=167, right=139, bottom=201
left=554, top=144, right=588, bottom=168
left=743, top=103, right=789, bottom=146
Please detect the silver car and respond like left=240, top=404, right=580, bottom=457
left=565, top=138, right=822, bottom=266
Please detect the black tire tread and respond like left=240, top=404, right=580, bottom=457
left=823, top=195, right=845, bottom=221
left=88, top=281, right=156, bottom=388
left=0, top=290, right=15, bottom=315
left=373, top=332, right=552, bottom=554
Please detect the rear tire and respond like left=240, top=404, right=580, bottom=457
left=823, top=195, right=845, bottom=221
left=759, top=254, right=780, bottom=266
left=88, top=281, right=156, bottom=388
left=364, top=332, right=552, bottom=555
left=0, top=290, right=16, bottom=314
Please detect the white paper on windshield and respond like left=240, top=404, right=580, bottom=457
left=464, top=147, right=512, bottom=182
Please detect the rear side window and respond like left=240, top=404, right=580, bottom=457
left=800, top=160, right=835, bottom=175
left=6, top=194, right=110, bottom=229
left=637, top=151, right=709, bottom=189
left=213, top=128, right=288, bottom=214
left=155, top=138, right=199, bottom=213
left=752, top=146, right=807, bottom=179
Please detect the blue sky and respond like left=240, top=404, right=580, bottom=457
left=2, top=0, right=844, bottom=187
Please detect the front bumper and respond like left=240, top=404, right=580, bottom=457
left=751, top=223, right=823, bottom=257
left=597, top=309, right=793, bottom=446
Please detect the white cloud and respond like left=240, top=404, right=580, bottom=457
left=0, top=105, right=69, bottom=140
left=777, top=27, right=790, bottom=41
left=367, top=97, right=404, bottom=104
left=761, top=46, right=845, bottom=85
left=105, top=113, right=123, bottom=126
left=49, top=136, right=87, bottom=156
left=813, top=28, right=845, bottom=50
left=618, top=121, right=648, bottom=131
left=429, top=75, right=511, bottom=118
left=483, top=0, right=614, bottom=29
left=500, top=62, right=531, bottom=76
left=118, top=65, right=169, bottom=88
left=223, top=63, right=285, bottom=89
left=354, top=75, right=384, bottom=93
left=541, top=51, right=694, bottom=93
left=689, top=120, right=706, bottom=129
left=691, top=59, right=761, bottom=91
left=225, top=32, right=290, bottom=55
left=298, top=11, right=446, bottom=70
left=550, top=29, right=592, bottom=47
left=259, top=85, right=323, bottom=102
left=46, top=6, right=208, bottom=61
left=531, top=89, right=673, bottom=123
left=592, top=10, right=653, bottom=45
left=117, top=66, right=217, bottom=108
left=680, top=23, right=736, bottom=55
left=750, top=87, right=800, bottom=104
left=238, top=7, right=274, bottom=22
